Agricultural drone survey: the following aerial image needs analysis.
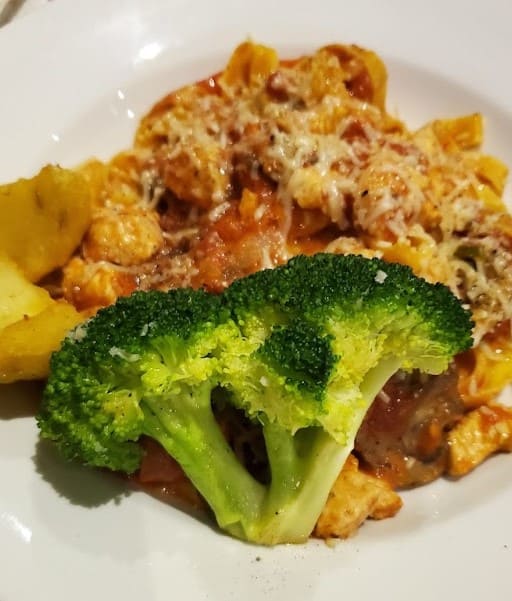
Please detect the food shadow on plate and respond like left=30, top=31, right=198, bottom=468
left=33, top=437, right=129, bottom=508
left=0, top=381, right=43, bottom=419
left=32, top=436, right=211, bottom=526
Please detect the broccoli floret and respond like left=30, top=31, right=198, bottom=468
left=40, top=288, right=265, bottom=531
left=223, top=254, right=473, bottom=436
left=218, top=254, right=473, bottom=542
left=38, top=254, right=473, bottom=545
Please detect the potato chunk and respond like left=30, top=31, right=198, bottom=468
left=0, top=255, right=84, bottom=383
left=0, top=255, right=53, bottom=330
left=0, top=301, right=83, bottom=383
left=0, top=165, right=91, bottom=282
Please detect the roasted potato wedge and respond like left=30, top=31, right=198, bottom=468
left=0, top=255, right=53, bottom=330
left=0, top=301, right=84, bottom=383
left=0, top=165, right=91, bottom=282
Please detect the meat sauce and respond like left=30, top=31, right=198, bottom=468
left=355, top=366, right=464, bottom=488
left=133, top=437, right=206, bottom=511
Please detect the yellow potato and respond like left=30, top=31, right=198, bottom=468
left=0, top=165, right=91, bottom=282
left=0, top=255, right=53, bottom=330
left=0, top=301, right=84, bottom=383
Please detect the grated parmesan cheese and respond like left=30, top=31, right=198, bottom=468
left=66, top=42, right=512, bottom=349
left=108, top=347, right=141, bottom=362
left=374, top=270, right=388, bottom=284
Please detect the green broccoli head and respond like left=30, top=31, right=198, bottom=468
left=38, top=253, right=473, bottom=545
left=223, top=253, right=473, bottom=443
left=39, top=288, right=229, bottom=472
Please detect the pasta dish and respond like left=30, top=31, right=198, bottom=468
left=2, top=41, right=512, bottom=541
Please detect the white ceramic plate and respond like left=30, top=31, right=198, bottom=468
left=1, top=1, right=512, bottom=599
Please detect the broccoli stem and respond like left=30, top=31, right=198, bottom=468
left=254, top=423, right=349, bottom=544
left=359, top=356, right=402, bottom=403
left=141, top=382, right=265, bottom=536
left=141, top=357, right=401, bottom=545
left=247, top=356, right=403, bottom=545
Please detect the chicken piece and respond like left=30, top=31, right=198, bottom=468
left=353, top=166, right=425, bottom=241
left=158, top=143, right=232, bottom=209
left=286, top=165, right=354, bottom=229
left=62, top=257, right=137, bottom=311
left=82, top=208, right=163, bottom=266
left=447, top=404, right=512, bottom=476
left=314, top=454, right=402, bottom=540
